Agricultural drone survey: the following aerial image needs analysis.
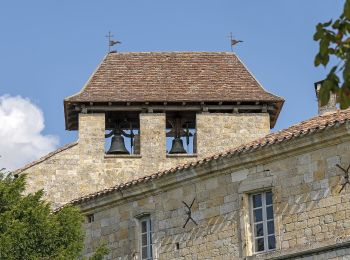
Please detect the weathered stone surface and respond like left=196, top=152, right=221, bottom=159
left=78, top=124, right=350, bottom=259
left=22, top=112, right=270, bottom=207
left=196, top=113, right=269, bottom=157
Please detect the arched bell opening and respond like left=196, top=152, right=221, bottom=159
left=105, top=112, right=140, bottom=155
left=166, top=112, right=196, bottom=155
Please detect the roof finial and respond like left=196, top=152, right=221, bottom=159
left=105, top=31, right=121, bottom=53
left=228, top=32, right=243, bottom=52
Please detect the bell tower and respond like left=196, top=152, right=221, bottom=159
left=62, top=52, right=283, bottom=198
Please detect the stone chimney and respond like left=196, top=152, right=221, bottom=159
left=314, top=81, right=337, bottom=115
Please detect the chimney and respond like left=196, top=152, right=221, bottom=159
left=314, top=80, right=337, bottom=115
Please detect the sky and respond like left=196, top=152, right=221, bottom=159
left=0, top=1, right=343, bottom=170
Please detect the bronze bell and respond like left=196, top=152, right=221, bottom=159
left=107, top=134, right=129, bottom=154
left=169, top=137, right=187, bottom=154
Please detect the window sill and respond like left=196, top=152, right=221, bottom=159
left=104, top=154, right=142, bottom=159
left=252, top=249, right=276, bottom=258
left=166, top=154, right=197, bottom=158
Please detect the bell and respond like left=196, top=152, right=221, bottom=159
left=169, top=137, right=187, bottom=154
left=107, top=134, right=129, bottom=154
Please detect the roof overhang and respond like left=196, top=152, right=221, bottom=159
left=64, top=99, right=284, bottom=130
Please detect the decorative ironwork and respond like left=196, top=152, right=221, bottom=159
left=167, top=118, right=193, bottom=154
left=228, top=32, right=243, bottom=52
left=105, top=121, right=135, bottom=154
left=105, top=31, right=121, bottom=53
left=182, top=198, right=197, bottom=228
left=336, top=164, right=350, bottom=193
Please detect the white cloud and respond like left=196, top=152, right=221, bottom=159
left=0, top=95, right=59, bottom=171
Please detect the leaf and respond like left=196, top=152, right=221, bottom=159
left=328, top=48, right=336, bottom=55
left=314, top=53, right=322, bottom=66
left=320, top=38, right=330, bottom=55
left=313, top=30, right=323, bottom=41
left=339, top=88, right=350, bottom=109
left=319, top=80, right=331, bottom=106
left=332, top=19, right=341, bottom=29
left=321, top=54, right=330, bottom=66
left=323, top=19, right=333, bottom=27
left=316, top=22, right=323, bottom=31
left=343, top=59, right=350, bottom=81
left=329, top=65, right=338, bottom=75
left=345, top=0, right=350, bottom=19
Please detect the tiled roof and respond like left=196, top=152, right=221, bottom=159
left=13, top=142, right=78, bottom=176
left=65, top=52, right=283, bottom=103
left=64, top=109, right=350, bottom=208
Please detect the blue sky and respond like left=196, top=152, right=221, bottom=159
left=0, top=1, right=343, bottom=169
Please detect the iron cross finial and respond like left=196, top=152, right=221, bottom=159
left=105, top=31, right=121, bottom=53
left=228, top=32, right=243, bottom=52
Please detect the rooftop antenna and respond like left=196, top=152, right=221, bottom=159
left=105, top=31, right=121, bottom=53
left=228, top=32, right=243, bottom=52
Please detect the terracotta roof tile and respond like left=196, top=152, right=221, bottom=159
left=65, top=52, right=283, bottom=103
left=61, top=109, right=350, bottom=208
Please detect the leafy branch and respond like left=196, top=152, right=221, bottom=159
left=314, top=0, right=350, bottom=108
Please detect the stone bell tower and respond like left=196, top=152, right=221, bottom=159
left=19, top=52, right=284, bottom=207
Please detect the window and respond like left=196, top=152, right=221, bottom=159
left=250, top=191, right=276, bottom=253
left=140, top=217, right=153, bottom=260
left=105, top=115, right=140, bottom=155
left=166, top=113, right=196, bottom=155
left=87, top=214, right=94, bottom=223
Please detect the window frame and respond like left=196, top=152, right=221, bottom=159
left=140, top=216, right=153, bottom=260
left=250, top=191, right=276, bottom=254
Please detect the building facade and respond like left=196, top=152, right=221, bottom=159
left=14, top=52, right=350, bottom=259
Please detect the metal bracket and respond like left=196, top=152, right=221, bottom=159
left=337, top=164, right=350, bottom=193
left=81, top=105, right=87, bottom=114
left=182, top=198, right=197, bottom=228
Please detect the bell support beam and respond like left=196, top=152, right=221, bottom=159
left=65, top=101, right=282, bottom=130
left=73, top=104, right=275, bottom=112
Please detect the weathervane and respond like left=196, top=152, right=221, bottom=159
left=228, top=32, right=243, bottom=51
left=105, top=31, right=121, bottom=53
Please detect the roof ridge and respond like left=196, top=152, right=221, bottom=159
left=13, top=142, right=78, bottom=175
left=61, top=109, right=350, bottom=208
left=64, top=53, right=109, bottom=102
left=107, top=51, right=235, bottom=54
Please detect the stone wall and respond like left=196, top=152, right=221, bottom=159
left=196, top=113, right=270, bottom=157
left=79, top=124, right=350, bottom=259
left=21, top=112, right=270, bottom=207
left=24, top=144, right=80, bottom=209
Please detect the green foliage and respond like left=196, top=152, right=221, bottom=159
left=314, top=0, right=350, bottom=108
left=85, top=246, right=110, bottom=260
left=0, top=168, right=110, bottom=260
left=0, top=171, right=107, bottom=260
left=0, top=169, right=85, bottom=259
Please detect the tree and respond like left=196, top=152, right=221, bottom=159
left=314, top=0, right=350, bottom=108
left=0, top=169, right=108, bottom=260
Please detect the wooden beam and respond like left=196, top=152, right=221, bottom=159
left=74, top=104, right=275, bottom=112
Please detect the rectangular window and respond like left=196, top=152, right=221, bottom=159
left=250, top=191, right=276, bottom=253
left=87, top=214, right=94, bottom=223
left=140, top=217, right=153, bottom=260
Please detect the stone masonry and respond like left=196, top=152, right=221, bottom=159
left=19, top=112, right=270, bottom=208
left=77, top=118, right=350, bottom=259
